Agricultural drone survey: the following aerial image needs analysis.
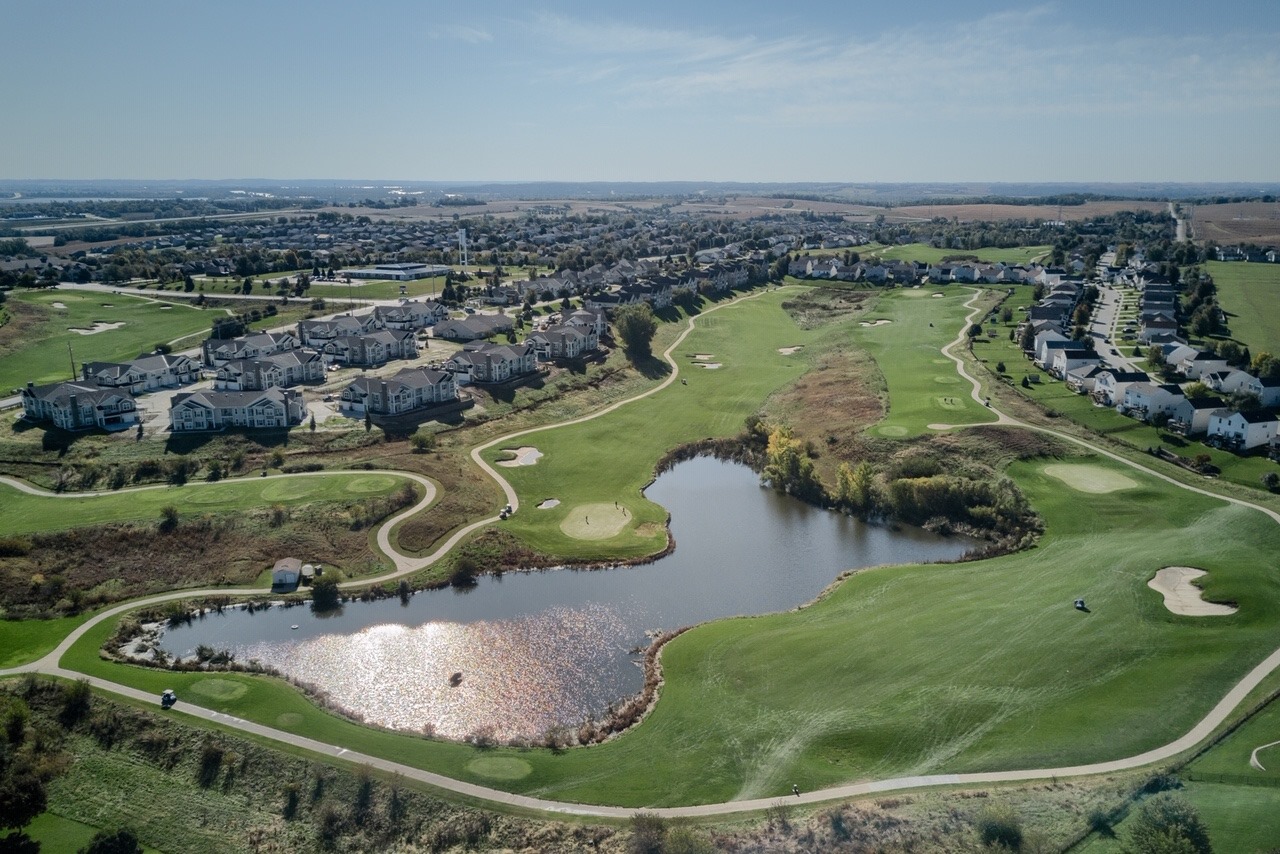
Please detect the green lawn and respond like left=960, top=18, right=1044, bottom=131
left=1206, top=260, right=1280, bottom=355
left=0, top=472, right=408, bottom=536
left=865, top=243, right=1050, bottom=265
left=0, top=612, right=93, bottom=667
left=850, top=287, right=999, bottom=437
left=0, top=290, right=217, bottom=391
left=24, top=811, right=161, bottom=854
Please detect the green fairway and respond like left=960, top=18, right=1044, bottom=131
left=865, top=243, right=1050, bottom=264
left=1206, top=260, right=1280, bottom=355
left=0, top=472, right=407, bottom=535
left=488, top=289, right=826, bottom=560
left=849, top=288, right=998, bottom=436
left=0, top=290, right=217, bottom=390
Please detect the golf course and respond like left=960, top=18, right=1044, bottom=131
left=6, top=282, right=1280, bottom=830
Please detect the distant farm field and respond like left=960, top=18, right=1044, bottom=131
left=1193, top=201, right=1280, bottom=245
left=1206, top=260, right=1280, bottom=355
left=888, top=200, right=1166, bottom=223
left=0, top=290, right=216, bottom=391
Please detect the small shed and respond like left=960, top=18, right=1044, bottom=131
left=272, top=557, right=303, bottom=589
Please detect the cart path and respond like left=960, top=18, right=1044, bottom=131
left=6, top=284, right=1280, bottom=817
left=1250, top=739, right=1280, bottom=771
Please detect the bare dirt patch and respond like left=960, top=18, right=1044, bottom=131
left=496, top=446, right=542, bottom=467
left=68, top=321, right=125, bottom=335
left=1043, top=463, right=1137, bottom=494
left=559, top=503, right=630, bottom=540
left=1148, top=567, right=1237, bottom=616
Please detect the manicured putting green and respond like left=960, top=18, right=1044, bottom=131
left=1043, top=463, right=1137, bottom=494
left=345, top=475, right=399, bottom=494
left=875, top=425, right=909, bottom=436
left=559, top=503, right=631, bottom=540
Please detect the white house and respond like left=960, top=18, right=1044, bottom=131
left=1168, top=396, right=1227, bottom=436
left=169, top=388, right=307, bottom=432
left=1120, top=382, right=1186, bottom=421
left=1207, top=409, right=1280, bottom=450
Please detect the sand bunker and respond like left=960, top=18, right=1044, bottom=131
left=68, top=321, right=125, bottom=335
left=931, top=293, right=945, bottom=298
left=496, top=446, right=542, bottom=467
left=1043, top=463, right=1137, bottom=494
left=1148, top=567, right=1237, bottom=616
left=859, top=319, right=892, bottom=327
left=692, top=354, right=714, bottom=360
left=51, top=301, right=67, bottom=309
left=159, top=305, right=172, bottom=310
left=697, top=362, right=722, bottom=369
left=100, top=303, right=114, bottom=307
left=536, top=498, right=560, bottom=510
left=560, top=503, right=630, bottom=540
left=777, top=346, right=803, bottom=355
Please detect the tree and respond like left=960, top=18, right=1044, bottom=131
left=158, top=505, right=179, bottom=533
left=996, top=361, right=1007, bottom=374
left=1124, top=792, right=1212, bottom=854
left=79, top=827, right=143, bottom=854
left=310, top=576, right=341, bottom=611
left=1182, top=382, right=1212, bottom=401
left=615, top=303, right=658, bottom=361
left=1261, top=471, right=1279, bottom=492
left=410, top=431, right=435, bottom=453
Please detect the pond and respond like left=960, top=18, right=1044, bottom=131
left=159, top=456, right=973, bottom=741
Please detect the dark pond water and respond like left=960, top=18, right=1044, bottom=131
left=159, top=456, right=973, bottom=740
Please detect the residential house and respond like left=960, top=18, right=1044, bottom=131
left=1207, top=409, right=1280, bottom=450
left=1092, top=369, right=1151, bottom=406
left=371, top=300, right=448, bottom=330
left=564, top=307, right=609, bottom=338
left=527, top=324, right=598, bottom=360
left=214, top=349, right=325, bottom=390
left=339, top=367, right=458, bottom=417
left=1049, top=347, right=1098, bottom=380
left=169, top=388, right=307, bottom=432
left=296, top=314, right=381, bottom=348
left=81, top=353, right=199, bottom=393
left=1120, top=382, right=1186, bottom=421
left=320, top=330, right=417, bottom=366
left=201, top=331, right=298, bottom=368
left=433, top=315, right=515, bottom=341
left=1235, top=375, right=1280, bottom=408
left=1065, top=364, right=1106, bottom=395
left=1168, top=396, right=1227, bottom=436
left=445, top=342, right=538, bottom=384
left=21, top=380, right=139, bottom=431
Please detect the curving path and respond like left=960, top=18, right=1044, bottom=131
left=6, top=285, right=1280, bottom=818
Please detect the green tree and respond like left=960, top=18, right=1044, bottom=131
left=310, top=576, right=341, bottom=611
left=762, top=426, right=822, bottom=502
left=79, top=826, right=143, bottom=854
left=1124, top=792, right=1211, bottom=854
left=615, top=303, right=658, bottom=361
left=410, top=431, right=435, bottom=453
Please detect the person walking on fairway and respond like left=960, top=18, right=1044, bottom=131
left=792, top=784, right=800, bottom=797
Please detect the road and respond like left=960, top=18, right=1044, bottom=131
left=4, top=286, right=1280, bottom=817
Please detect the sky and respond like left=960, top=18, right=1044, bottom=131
left=2, top=0, right=1277, bottom=183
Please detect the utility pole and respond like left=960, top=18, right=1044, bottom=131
left=68, top=342, right=76, bottom=380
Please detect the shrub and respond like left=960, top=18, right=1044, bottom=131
left=975, top=804, right=1022, bottom=851
left=1125, top=792, right=1210, bottom=854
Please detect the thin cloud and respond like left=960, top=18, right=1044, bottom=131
left=432, top=24, right=493, bottom=44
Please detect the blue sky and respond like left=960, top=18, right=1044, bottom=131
left=3, top=0, right=1277, bottom=182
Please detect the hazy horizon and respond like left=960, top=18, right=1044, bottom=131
left=5, top=1, right=1278, bottom=183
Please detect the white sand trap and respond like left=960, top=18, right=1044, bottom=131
left=537, top=498, right=560, bottom=509
left=1148, top=567, right=1237, bottom=616
left=496, top=446, right=542, bottom=467
left=697, top=362, right=722, bottom=369
left=100, top=303, right=114, bottom=307
left=777, top=346, right=803, bottom=355
left=159, top=305, right=172, bottom=309
left=1043, top=463, right=1137, bottom=494
left=51, top=301, right=67, bottom=309
left=692, top=354, right=714, bottom=360
left=931, top=293, right=945, bottom=298
left=859, top=319, right=892, bottom=327
left=68, top=321, right=125, bottom=335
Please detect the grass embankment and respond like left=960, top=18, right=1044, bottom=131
left=0, top=612, right=92, bottom=667
left=0, top=290, right=215, bottom=390
left=1206, top=259, right=1280, bottom=355
left=0, top=472, right=407, bottom=535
